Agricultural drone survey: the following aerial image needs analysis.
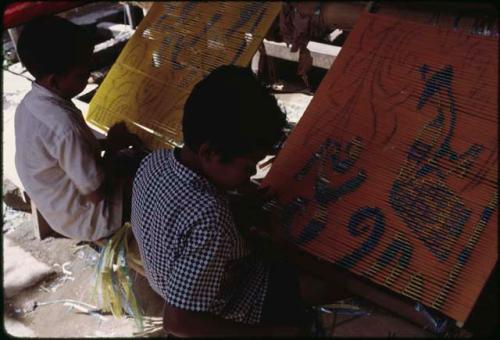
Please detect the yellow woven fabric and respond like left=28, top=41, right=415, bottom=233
left=86, top=1, right=282, bottom=149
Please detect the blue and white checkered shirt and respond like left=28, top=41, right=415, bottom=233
left=131, top=148, right=270, bottom=324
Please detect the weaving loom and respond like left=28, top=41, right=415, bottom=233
left=86, top=1, right=281, bottom=149
left=262, top=13, right=498, bottom=324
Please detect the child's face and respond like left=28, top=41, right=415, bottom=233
left=56, top=64, right=91, bottom=99
left=204, top=151, right=266, bottom=191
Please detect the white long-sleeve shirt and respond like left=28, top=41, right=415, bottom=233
left=15, top=82, right=123, bottom=241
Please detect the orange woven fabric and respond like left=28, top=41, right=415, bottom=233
left=263, top=13, right=498, bottom=323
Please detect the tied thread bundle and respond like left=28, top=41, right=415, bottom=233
left=92, top=222, right=144, bottom=331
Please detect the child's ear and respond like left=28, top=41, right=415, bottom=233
left=198, top=142, right=216, bottom=163
left=47, top=74, right=60, bottom=90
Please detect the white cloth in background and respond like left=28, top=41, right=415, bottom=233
left=14, top=82, right=123, bottom=241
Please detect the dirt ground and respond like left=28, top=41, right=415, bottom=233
left=3, top=200, right=167, bottom=338
left=3, top=197, right=444, bottom=338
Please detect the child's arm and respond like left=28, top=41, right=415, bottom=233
left=102, top=121, right=142, bottom=156
left=229, top=182, right=274, bottom=237
left=82, top=184, right=105, bottom=205
left=54, top=128, right=106, bottom=204
left=162, top=207, right=299, bottom=337
left=163, top=303, right=299, bottom=337
left=98, top=121, right=145, bottom=178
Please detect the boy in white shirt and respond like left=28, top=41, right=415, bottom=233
left=15, top=15, right=143, bottom=241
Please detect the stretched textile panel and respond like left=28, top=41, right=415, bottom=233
left=86, top=2, right=281, bottom=149
left=262, top=13, right=498, bottom=323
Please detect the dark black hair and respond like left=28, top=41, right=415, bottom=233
left=183, top=65, right=287, bottom=162
left=16, top=15, right=94, bottom=79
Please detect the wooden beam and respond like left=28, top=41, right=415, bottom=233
left=318, top=1, right=498, bottom=31
left=29, top=195, right=56, bottom=240
left=253, top=39, right=341, bottom=71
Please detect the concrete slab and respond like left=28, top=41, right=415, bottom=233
left=273, top=92, right=313, bottom=124
left=3, top=237, right=55, bottom=298
left=4, top=316, right=36, bottom=337
left=2, top=69, right=32, bottom=190
left=260, top=39, right=342, bottom=70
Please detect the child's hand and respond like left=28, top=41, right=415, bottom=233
left=106, top=121, right=142, bottom=154
left=229, top=185, right=276, bottom=237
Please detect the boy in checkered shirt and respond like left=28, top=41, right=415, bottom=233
left=131, top=65, right=310, bottom=336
